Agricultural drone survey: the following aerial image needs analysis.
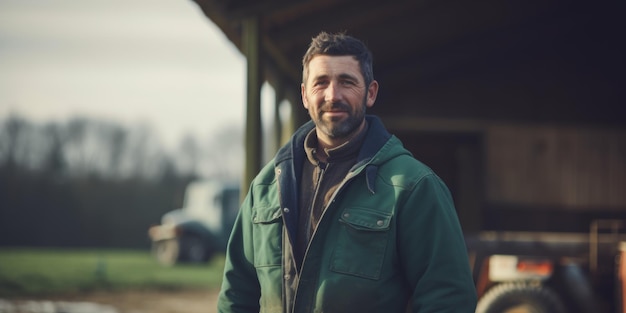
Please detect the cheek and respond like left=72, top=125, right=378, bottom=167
left=346, top=88, right=366, bottom=100
left=306, top=92, right=323, bottom=106
left=303, top=93, right=318, bottom=110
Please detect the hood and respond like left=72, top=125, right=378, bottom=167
left=276, top=115, right=412, bottom=193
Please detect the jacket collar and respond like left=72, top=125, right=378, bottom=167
left=276, top=115, right=390, bottom=163
left=273, top=115, right=392, bottom=245
left=274, top=115, right=392, bottom=190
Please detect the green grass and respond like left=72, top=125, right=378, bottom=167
left=0, top=248, right=225, bottom=297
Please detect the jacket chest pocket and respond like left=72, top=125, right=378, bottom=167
left=252, top=206, right=283, bottom=267
left=330, top=207, right=392, bottom=280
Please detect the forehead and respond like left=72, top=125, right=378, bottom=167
left=306, top=55, right=362, bottom=81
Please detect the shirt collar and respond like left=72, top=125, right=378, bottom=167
left=304, top=120, right=369, bottom=165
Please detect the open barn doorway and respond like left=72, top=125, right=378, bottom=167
left=393, top=131, right=484, bottom=233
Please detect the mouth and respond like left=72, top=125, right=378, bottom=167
left=322, top=110, right=348, bottom=118
left=320, top=102, right=350, bottom=119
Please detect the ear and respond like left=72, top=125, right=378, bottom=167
left=301, top=83, right=309, bottom=109
left=366, top=80, right=379, bottom=108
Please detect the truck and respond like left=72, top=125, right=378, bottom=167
left=468, top=219, right=626, bottom=313
left=148, top=180, right=240, bottom=266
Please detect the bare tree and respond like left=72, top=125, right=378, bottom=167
left=0, top=115, right=245, bottom=182
left=176, top=134, right=201, bottom=178
left=200, top=125, right=244, bottom=182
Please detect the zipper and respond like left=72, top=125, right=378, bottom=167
left=292, top=167, right=363, bottom=312
left=291, top=161, right=369, bottom=312
left=299, top=164, right=364, bottom=270
left=304, top=161, right=328, bottom=243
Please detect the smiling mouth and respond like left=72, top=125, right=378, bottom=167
left=323, top=111, right=348, bottom=117
left=320, top=102, right=350, bottom=118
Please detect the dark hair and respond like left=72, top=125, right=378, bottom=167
left=302, top=32, right=374, bottom=86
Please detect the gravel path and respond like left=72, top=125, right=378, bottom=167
left=0, top=289, right=218, bottom=313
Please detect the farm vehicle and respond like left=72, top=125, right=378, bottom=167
left=468, top=219, right=626, bottom=313
left=148, top=180, right=240, bottom=265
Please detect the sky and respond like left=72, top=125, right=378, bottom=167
left=0, top=0, right=256, bottom=149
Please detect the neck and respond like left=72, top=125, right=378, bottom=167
left=316, top=120, right=366, bottom=157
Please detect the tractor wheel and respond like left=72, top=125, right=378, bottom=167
left=476, top=281, right=566, bottom=313
left=179, top=235, right=211, bottom=263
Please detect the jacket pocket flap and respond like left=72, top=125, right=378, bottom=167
left=252, top=206, right=282, bottom=224
left=339, top=207, right=391, bottom=231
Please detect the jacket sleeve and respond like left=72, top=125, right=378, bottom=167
left=397, top=174, right=477, bottom=313
left=217, top=188, right=261, bottom=313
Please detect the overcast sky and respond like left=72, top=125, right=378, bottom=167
left=0, top=0, right=254, bottom=148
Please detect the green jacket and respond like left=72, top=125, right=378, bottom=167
left=218, top=116, right=477, bottom=313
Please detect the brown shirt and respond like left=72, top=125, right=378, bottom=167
left=295, top=122, right=369, bottom=268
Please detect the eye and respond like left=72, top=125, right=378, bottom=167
left=313, top=80, right=328, bottom=87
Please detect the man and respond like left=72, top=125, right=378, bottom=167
left=217, top=32, right=477, bottom=313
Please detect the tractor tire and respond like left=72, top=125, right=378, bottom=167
left=179, top=235, right=212, bottom=263
left=476, top=281, right=566, bottom=313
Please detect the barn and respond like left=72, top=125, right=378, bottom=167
left=191, top=0, right=625, bottom=234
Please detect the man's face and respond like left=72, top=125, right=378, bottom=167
left=301, top=55, right=378, bottom=144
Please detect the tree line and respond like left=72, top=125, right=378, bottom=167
left=0, top=115, right=242, bottom=249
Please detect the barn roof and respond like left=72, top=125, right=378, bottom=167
left=191, top=0, right=625, bottom=187
left=193, top=0, right=624, bottom=126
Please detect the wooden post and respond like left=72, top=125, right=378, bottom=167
left=281, top=89, right=298, bottom=145
left=273, top=81, right=284, bottom=151
left=242, top=17, right=263, bottom=193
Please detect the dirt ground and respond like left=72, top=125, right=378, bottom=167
left=5, top=289, right=219, bottom=313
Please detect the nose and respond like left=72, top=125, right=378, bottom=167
left=324, top=81, right=341, bottom=103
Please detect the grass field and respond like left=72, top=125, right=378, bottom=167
left=0, top=248, right=225, bottom=297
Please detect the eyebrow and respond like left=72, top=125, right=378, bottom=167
left=338, top=73, right=359, bottom=82
left=312, top=73, right=359, bottom=82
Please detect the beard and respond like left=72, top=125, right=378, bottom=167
left=310, top=96, right=367, bottom=140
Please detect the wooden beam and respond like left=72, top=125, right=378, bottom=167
left=242, top=17, right=263, bottom=191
